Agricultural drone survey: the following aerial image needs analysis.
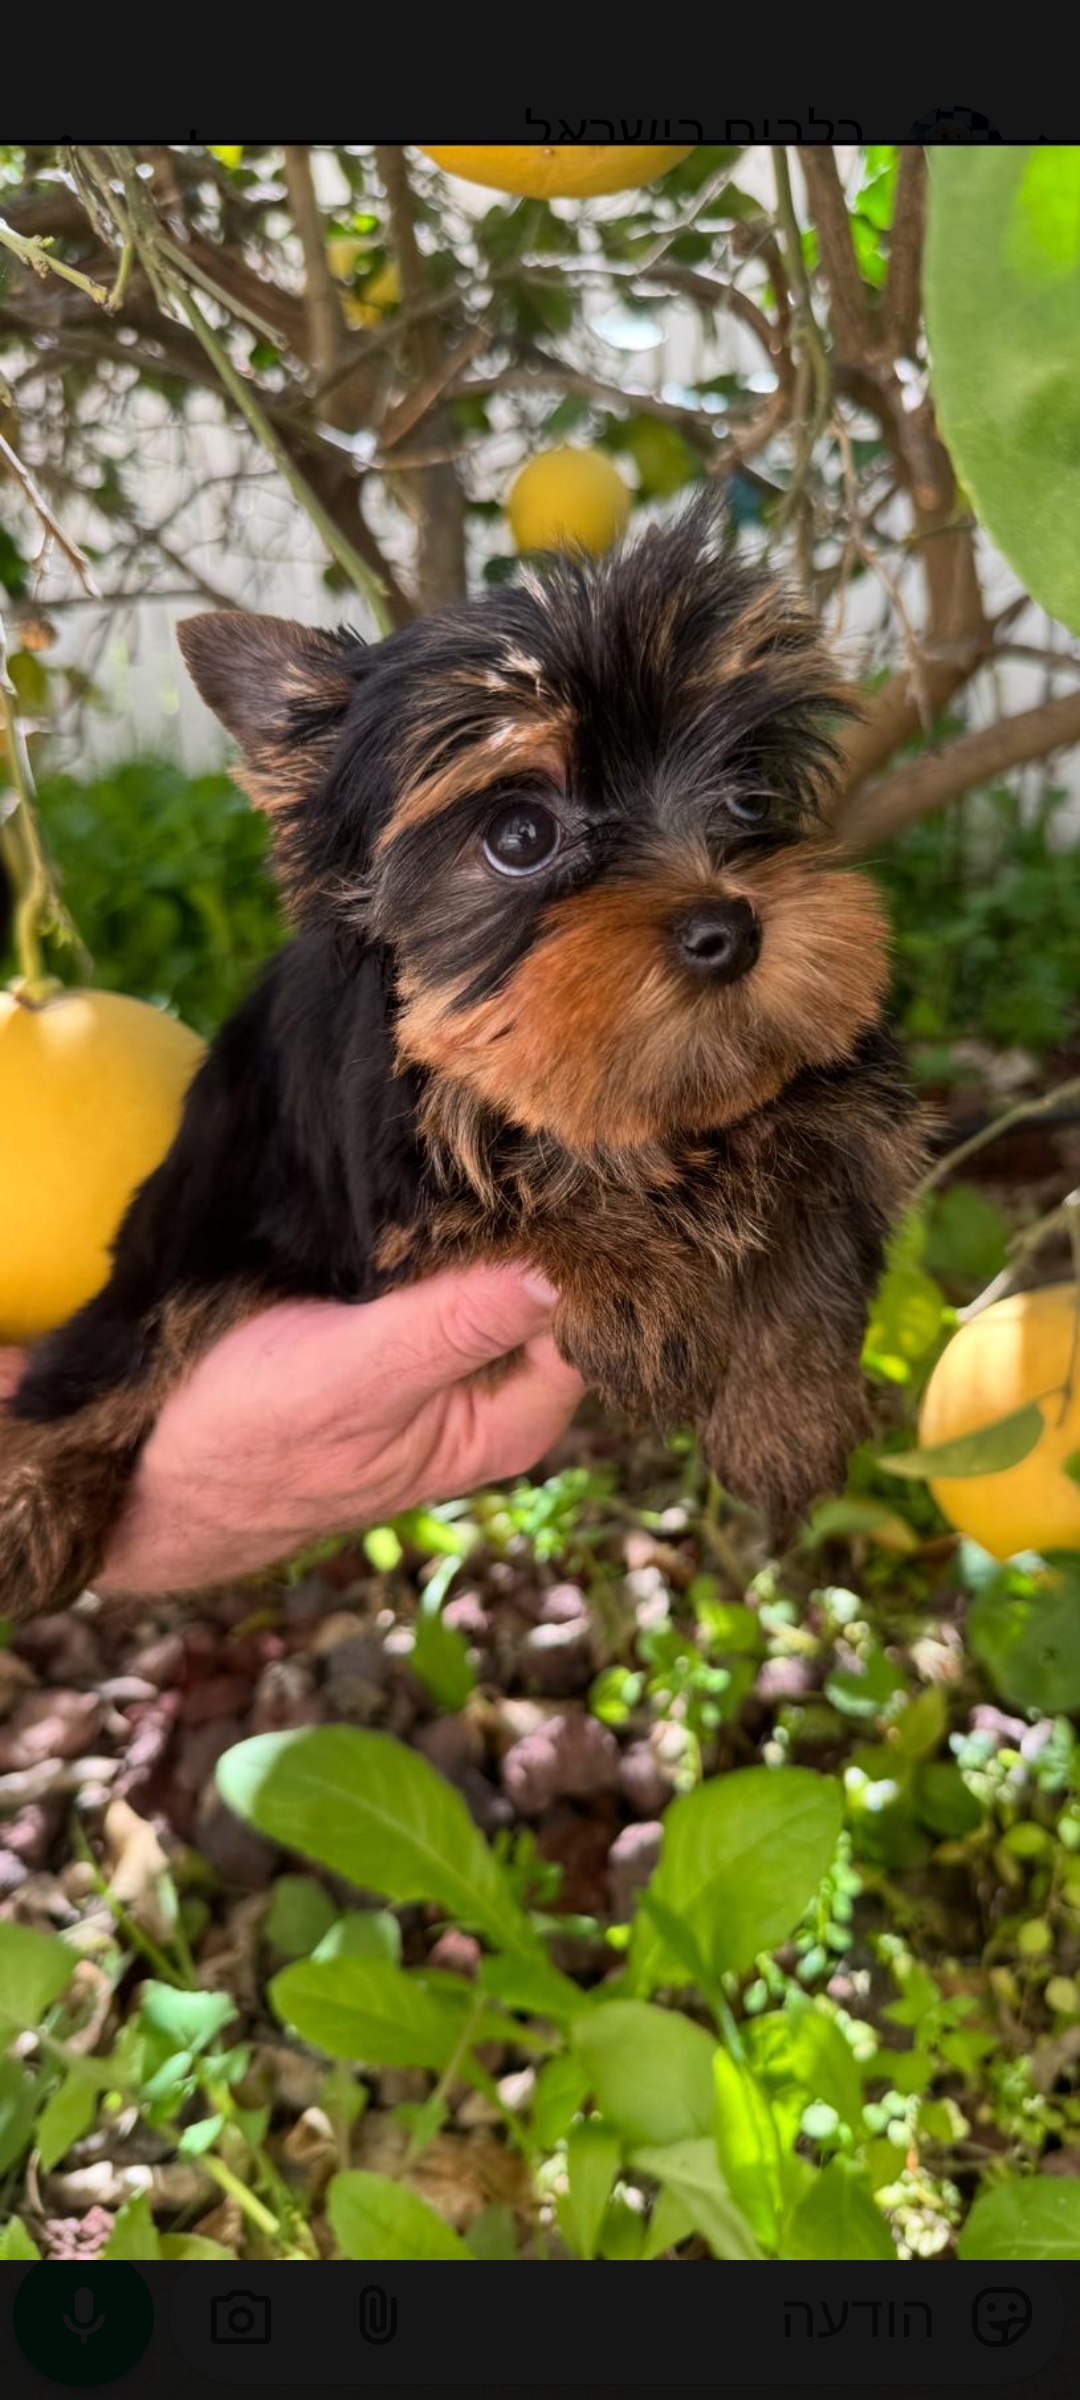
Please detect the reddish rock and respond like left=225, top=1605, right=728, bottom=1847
left=13, top=1616, right=102, bottom=1685
left=4, top=1801, right=62, bottom=1867
left=501, top=1711, right=619, bottom=1815
left=608, top=1821, right=663, bottom=1920
left=539, top=1584, right=589, bottom=1626
left=520, top=1618, right=594, bottom=1696
left=427, top=1928, right=482, bottom=1978
left=0, top=1691, right=104, bottom=1772
left=194, top=1790, right=279, bottom=1888
left=126, top=1633, right=185, bottom=1689
left=618, top=1741, right=675, bottom=1817
left=178, top=1675, right=254, bottom=1727
left=442, top=1592, right=492, bottom=1642
left=41, top=2205, right=115, bottom=2260
left=250, top=1658, right=321, bottom=1735
left=536, top=1805, right=616, bottom=1917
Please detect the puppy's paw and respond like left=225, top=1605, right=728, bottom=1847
left=0, top=1416, right=126, bottom=1617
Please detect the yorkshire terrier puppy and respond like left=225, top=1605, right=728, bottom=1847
left=1, top=503, right=920, bottom=1615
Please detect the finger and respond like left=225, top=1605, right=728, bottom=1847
left=0, top=1348, right=26, bottom=1403
left=422, top=1330, right=586, bottom=1498
left=313, top=1261, right=562, bottom=1411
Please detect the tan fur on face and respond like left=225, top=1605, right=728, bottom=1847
left=396, top=850, right=889, bottom=1153
left=380, top=720, right=570, bottom=844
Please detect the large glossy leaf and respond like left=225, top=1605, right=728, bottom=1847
left=270, top=1958, right=475, bottom=2069
left=631, top=1768, right=841, bottom=1990
left=968, top=1556, right=1080, bottom=1713
left=880, top=1403, right=1043, bottom=1481
left=218, top=1729, right=536, bottom=1956
left=959, top=2175, right=1080, bottom=2260
left=926, top=148, right=1080, bottom=636
left=329, top=2171, right=472, bottom=2262
left=782, top=2160, right=896, bottom=2260
left=0, top=1922, right=76, bottom=2037
left=562, top=2120, right=620, bottom=2259
left=747, top=2006, right=864, bottom=2141
left=713, top=2052, right=784, bottom=2247
left=572, top=2002, right=717, bottom=2145
left=630, top=2139, right=761, bottom=2260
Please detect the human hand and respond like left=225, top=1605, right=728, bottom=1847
left=1, top=1264, right=584, bottom=1597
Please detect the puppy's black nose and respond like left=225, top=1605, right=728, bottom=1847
left=672, top=898, right=761, bottom=983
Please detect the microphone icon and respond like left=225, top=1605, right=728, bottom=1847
left=63, top=2286, right=105, bottom=2344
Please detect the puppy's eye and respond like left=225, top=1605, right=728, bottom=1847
left=728, top=791, right=772, bottom=826
left=482, top=801, right=561, bottom=876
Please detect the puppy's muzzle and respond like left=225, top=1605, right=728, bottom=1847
left=671, top=897, right=761, bottom=985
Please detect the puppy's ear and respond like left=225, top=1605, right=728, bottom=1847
left=178, top=612, right=361, bottom=812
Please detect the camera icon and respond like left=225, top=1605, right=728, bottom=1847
left=210, top=2292, right=271, bottom=2345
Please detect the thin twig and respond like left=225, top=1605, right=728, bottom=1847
left=0, top=212, right=109, bottom=306
left=0, top=606, right=88, bottom=987
left=0, top=428, right=101, bottom=597
left=920, top=1077, right=1080, bottom=1196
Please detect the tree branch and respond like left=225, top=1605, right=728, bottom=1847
left=0, top=428, right=100, bottom=595
left=884, top=147, right=926, bottom=359
left=282, top=146, right=348, bottom=385
left=796, top=147, right=873, bottom=357
left=376, top=144, right=466, bottom=608
left=839, top=687, right=1080, bottom=854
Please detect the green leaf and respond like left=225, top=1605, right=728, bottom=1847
left=863, top=1266, right=947, bottom=1385
left=630, top=2139, right=761, bottom=2260
left=713, top=2052, right=784, bottom=2247
left=264, top=1875, right=339, bottom=1960
left=641, top=2184, right=696, bottom=2259
left=572, top=2002, right=717, bottom=2146
left=803, top=1497, right=919, bottom=1555
left=0, top=2059, right=38, bottom=2176
left=35, top=2072, right=97, bottom=2172
left=312, top=1910, right=402, bottom=1965
left=105, top=2193, right=162, bottom=2261
left=218, top=1729, right=538, bottom=1956
left=531, top=2051, right=591, bottom=2146
left=476, top=1951, right=586, bottom=2024
left=270, top=1959, right=473, bottom=2069
left=178, top=2114, right=225, bottom=2155
left=923, top=1185, right=1009, bottom=1288
left=563, top=2120, right=621, bottom=2259
left=464, top=2204, right=518, bottom=2260
left=1064, top=1448, right=1080, bottom=1487
left=138, top=1983, right=237, bottom=2055
left=880, top=1403, right=1044, bottom=1481
left=0, top=1922, right=76, bottom=2037
left=0, top=2216, right=40, bottom=2260
left=161, top=2233, right=236, bottom=2260
left=916, top=1760, right=983, bottom=1837
left=782, top=2159, right=896, bottom=2260
left=411, top=1607, right=475, bottom=1712
left=329, top=2171, right=472, bottom=2261
left=632, top=1768, right=842, bottom=1991
left=926, top=148, right=1080, bottom=636
left=747, top=2006, right=863, bottom=2142
left=959, top=2175, right=1080, bottom=2260
left=969, top=1557, right=1080, bottom=1713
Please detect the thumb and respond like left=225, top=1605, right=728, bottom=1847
left=353, top=1261, right=561, bottom=1402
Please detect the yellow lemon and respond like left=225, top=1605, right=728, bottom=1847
left=340, top=259, right=402, bottom=328
left=420, top=144, right=694, bottom=201
left=919, top=1284, right=1080, bottom=1560
left=0, top=988, right=204, bottom=1342
left=508, top=447, right=631, bottom=557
